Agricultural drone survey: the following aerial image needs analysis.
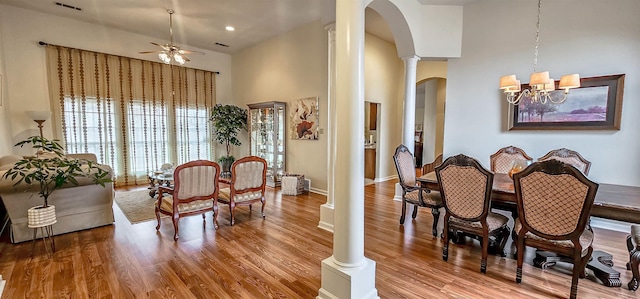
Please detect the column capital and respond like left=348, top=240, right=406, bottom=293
left=324, top=22, right=336, bottom=31
left=401, top=55, right=420, bottom=63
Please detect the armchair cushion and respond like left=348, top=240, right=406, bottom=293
left=515, top=218, right=593, bottom=257
left=450, top=212, right=509, bottom=231
left=155, top=195, right=213, bottom=214
left=404, top=189, right=442, bottom=206
left=219, top=187, right=263, bottom=203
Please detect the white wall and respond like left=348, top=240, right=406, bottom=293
left=232, top=20, right=329, bottom=192
left=0, top=4, right=232, bottom=153
left=0, top=16, right=12, bottom=155
left=364, top=33, right=403, bottom=181
left=445, top=0, right=640, bottom=186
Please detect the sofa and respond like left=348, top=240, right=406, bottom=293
left=0, top=153, right=114, bottom=243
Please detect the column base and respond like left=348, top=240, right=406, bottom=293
left=393, top=183, right=402, bottom=201
left=318, top=203, right=335, bottom=233
left=317, top=257, right=379, bottom=299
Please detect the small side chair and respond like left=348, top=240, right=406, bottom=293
left=435, top=154, right=510, bottom=273
left=393, top=144, right=443, bottom=237
left=217, top=156, right=268, bottom=226
left=155, top=160, right=220, bottom=240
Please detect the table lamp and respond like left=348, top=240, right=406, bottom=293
left=26, top=111, right=51, bottom=138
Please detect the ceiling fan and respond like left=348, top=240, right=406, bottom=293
left=139, top=9, right=203, bottom=65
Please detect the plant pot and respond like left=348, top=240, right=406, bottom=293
left=27, top=205, right=57, bottom=228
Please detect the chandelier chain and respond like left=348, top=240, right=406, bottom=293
left=533, top=0, right=542, bottom=73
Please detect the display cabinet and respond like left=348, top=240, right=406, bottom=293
left=247, top=101, right=286, bottom=187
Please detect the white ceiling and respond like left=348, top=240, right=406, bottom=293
left=0, top=0, right=476, bottom=54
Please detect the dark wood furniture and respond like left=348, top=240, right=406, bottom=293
left=421, top=154, right=442, bottom=176
left=365, top=147, right=376, bottom=179
left=418, top=171, right=640, bottom=288
left=155, top=160, right=221, bottom=240
left=392, top=144, right=442, bottom=236
left=513, top=160, right=598, bottom=299
left=435, top=154, right=510, bottom=273
left=538, top=148, right=591, bottom=175
left=217, top=156, right=267, bottom=226
left=414, top=141, right=423, bottom=167
left=628, top=225, right=640, bottom=291
left=489, top=145, right=533, bottom=174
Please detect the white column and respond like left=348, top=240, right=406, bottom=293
left=318, top=0, right=378, bottom=298
left=402, top=55, right=419, bottom=148
left=394, top=56, right=420, bottom=202
left=318, top=23, right=336, bottom=233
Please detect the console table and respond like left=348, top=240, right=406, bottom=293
left=418, top=172, right=640, bottom=287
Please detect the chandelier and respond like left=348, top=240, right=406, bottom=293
left=499, top=0, right=580, bottom=105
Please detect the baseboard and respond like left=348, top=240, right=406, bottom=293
left=590, top=217, right=632, bottom=233
left=375, top=175, right=397, bottom=183
left=310, top=188, right=328, bottom=196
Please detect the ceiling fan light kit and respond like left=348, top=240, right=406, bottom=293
left=139, top=9, right=203, bottom=65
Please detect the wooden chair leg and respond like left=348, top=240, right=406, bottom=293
left=399, top=200, right=407, bottom=224
left=516, top=234, right=525, bottom=283
left=261, top=198, right=266, bottom=218
left=481, top=228, right=489, bottom=273
left=431, top=207, right=440, bottom=237
left=155, top=207, right=161, bottom=230
left=213, top=205, right=219, bottom=230
left=172, top=214, right=180, bottom=241
left=229, top=203, right=235, bottom=226
left=412, top=205, right=418, bottom=219
left=442, top=216, right=450, bottom=261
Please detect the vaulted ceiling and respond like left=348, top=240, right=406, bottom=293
left=0, top=0, right=477, bottom=54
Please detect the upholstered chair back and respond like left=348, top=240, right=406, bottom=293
left=514, top=159, right=598, bottom=238
left=490, top=146, right=533, bottom=174
left=230, top=156, right=267, bottom=203
left=538, top=148, right=591, bottom=175
left=436, top=154, right=493, bottom=220
left=174, top=161, right=219, bottom=201
left=393, top=144, right=416, bottom=187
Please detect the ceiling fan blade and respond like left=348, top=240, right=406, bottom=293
left=150, top=42, right=170, bottom=50
left=183, top=55, right=191, bottom=62
left=178, top=49, right=204, bottom=55
left=139, top=50, right=162, bottom=54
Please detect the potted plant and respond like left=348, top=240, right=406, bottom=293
left=210, top=104, right=248, bottom=174
left=2, top=136, right=112, bottom=227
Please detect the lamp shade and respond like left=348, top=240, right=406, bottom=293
left=559, top=74, right=581, bottom=89
left=544, top=78, right=555, bottom=92
left=530, top=71, right=550, bottom=86
left=26, top=111, right=51, bottom=121
left=499, top=75, right=518, bottom=90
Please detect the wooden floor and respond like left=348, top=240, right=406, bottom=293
left=0, top=179, right=637, bottom=298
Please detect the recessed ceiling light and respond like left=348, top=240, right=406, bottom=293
left=225, top=26, right=235, bottom=31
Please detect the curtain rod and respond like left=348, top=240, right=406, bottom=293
left=38, top=41, right=221, bottom=75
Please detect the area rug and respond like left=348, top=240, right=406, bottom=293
left=114, top=189, right=160, bottom=224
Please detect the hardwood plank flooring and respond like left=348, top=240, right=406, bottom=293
left=0, top=179, right=637, bottom=298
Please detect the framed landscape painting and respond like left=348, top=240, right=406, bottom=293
left=508, top=74, right=625, bottom=130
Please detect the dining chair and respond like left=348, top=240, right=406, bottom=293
left=489, top=146, right=532, bottom=174
left=435, top=154, right=510, bottom=273
left=513, top=159, right=599, bottom=299
left=538, top=148, right=591, bottom=175
left=421, top=153, right=443, bottom=175
left=155, top=160, right=220, bottom=240
left=627, top=224, right=640, bottom=291
left=217, top=156, right=267, bottom=226
left=393, top=144, right=443, bottom=237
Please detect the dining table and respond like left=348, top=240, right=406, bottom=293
left=418, top=171, right=640, bottom=288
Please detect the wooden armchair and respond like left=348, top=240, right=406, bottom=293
left=489, top=146, right=532, bottom=174
left=217, top=156, right=267, bottom=226
left=155, top=160, right=220, bottom=240
left=435, top=154, right=510, bottom=273
left=393, top=145, right=443, bottom=236
left=538, top=148, right=591, bottom=175
left=513, top=160, right=599, bottom=299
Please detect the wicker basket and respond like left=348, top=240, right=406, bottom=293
left=282, top=174, right=305, bottom=195
left=27, top=205, right=57, bottom=228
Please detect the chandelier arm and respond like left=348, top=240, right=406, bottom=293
left=548, top=92, right=568, bottom=104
